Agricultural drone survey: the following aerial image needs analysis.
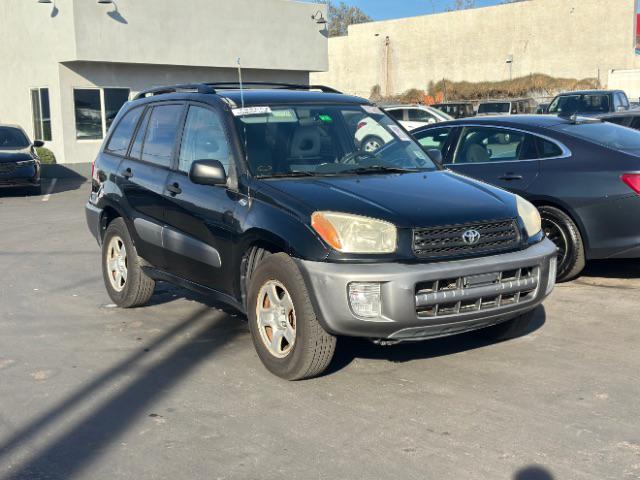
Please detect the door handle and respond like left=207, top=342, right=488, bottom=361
left=166, top=182, right=182, bottom=195
left=498, top=174, right=523, bottom=181
left=122, top=168, right=133, bottom=179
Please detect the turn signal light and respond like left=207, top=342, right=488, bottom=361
left=622, top=174, right=640, bottom=195
left=311, top=212, right=342, bottom=250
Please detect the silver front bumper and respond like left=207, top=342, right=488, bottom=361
left=295, top=239, right=557, bottom=341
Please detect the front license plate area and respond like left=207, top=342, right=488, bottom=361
left=464, top=272, right=500, bottom=288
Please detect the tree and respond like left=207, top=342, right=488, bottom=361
left=313, top=1, right=372, bottom=37
left=446, top=0, right=476, bottom=11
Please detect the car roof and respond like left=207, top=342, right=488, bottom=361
left=131, top=87, right=370, bottom=108
left=555, top=89, right=621, bottom=96
left=414, top=114, right=582, bottom=130
left=217, top=89, right=369, bottom=106
left=0, top=124, right=24, bottom=129
left=598, top=110, right=640, bottom=119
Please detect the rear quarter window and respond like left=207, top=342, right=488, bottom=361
left=553, top=121, right=640, bottom=151
left=105, top=107, right=143, bottom=156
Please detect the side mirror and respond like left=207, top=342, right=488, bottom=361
left=425, top=148, right=443, bottom=164
left=189, top=159, right=227, bottom=186
left=33, top=140, right=45, bottom=148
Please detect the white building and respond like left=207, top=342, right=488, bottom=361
left=0, top=0, right=328, bottom=164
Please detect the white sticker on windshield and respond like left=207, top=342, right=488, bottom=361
left=232, top=106, right=272, bottom=117
left=362, top=105, right=383, bottom=115
left=388, top=125, right=411, bottom=142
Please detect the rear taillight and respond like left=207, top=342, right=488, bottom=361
left=622, top=174, right=640, bottom=195
left=357, top=121, right=367, bottom=130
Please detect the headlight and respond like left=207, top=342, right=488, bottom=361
left=516, top=195, right=542, bottom=237
left=15, top=159, right=37, bottom=167
left=311, top=211, right=397, bottom=253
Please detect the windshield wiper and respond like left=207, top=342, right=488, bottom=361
left=342, top=165, right=421, bottom=175
left=260, top=171, right=316, bottom=179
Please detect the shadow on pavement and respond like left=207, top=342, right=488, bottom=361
left=514, top=464, right=555, bottom=479
left=0, top=306, right=242, bottom=480
left=580, top=259, right=639, bottom=280
left=326, top=306, right=546, bottom=375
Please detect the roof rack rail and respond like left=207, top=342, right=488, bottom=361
left=133, top=83, right=217, bottom=100
left=204, top=82, right=342, bottom=94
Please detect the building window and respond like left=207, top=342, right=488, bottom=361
left=31, top=88, right=52, bottom=141
left=73, top=87, right=130, bottom=140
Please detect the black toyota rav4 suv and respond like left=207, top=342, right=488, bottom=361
left=86, top=83, right=557, bottom=380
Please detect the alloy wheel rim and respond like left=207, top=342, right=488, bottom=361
left=364, top=139, right=381, bottom=152
left=256, top=280, right=296, bottom=358
left=542, top=218, right=569, bottom=272
left=106, top=236, right=128, bottom=292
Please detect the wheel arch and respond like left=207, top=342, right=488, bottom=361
left=528, top=196, right=591, bottom=257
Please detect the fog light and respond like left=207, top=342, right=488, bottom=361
left=546, top=257, right=557, bottom=295
left=348, top=283, right=381, bottom=318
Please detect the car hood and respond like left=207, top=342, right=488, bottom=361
left=0, top=148, right=33, bottom=163
left=258, top=170, right=518, bottom=229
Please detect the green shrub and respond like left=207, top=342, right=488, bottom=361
left=36, top=147, right=57, bottom=165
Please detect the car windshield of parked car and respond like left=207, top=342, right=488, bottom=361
left=0, top=127, right=30, bottom=149
left=548, top=94, right=610, bottom=114
left=234, top=104, right=437, bottom=177
left=478, top=103, right=510, bottom=114
left=552, top=120, right=640, bottom=151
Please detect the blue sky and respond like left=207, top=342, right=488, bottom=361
left=329, top=0, right=524, bottom=21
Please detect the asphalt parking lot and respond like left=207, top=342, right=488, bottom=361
left=1, top=178, right=639, bottom=480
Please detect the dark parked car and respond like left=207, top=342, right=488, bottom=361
left=548, top=90, right=630, bottom=116
left=535, top=103, right=550, bottom=114
left=598, top=110, right=640, bottom=130
left=86, top=83, right=556, bottom=380
left=411, top=115, right=640, bottom=282
left=0, top=124, right=43, bottom=194
left=432, top=102, right=475, bottom=119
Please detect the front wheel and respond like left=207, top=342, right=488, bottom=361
left=539, top=206, right=585, bottom=282
left=247, top=253, right=336, bottom=380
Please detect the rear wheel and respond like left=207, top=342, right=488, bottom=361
left=539, top=206, right=585, bottom=282
left=361, top=135, right=384, bottom=153
left=247, top=253, right=336, bottom=380
left=102, top=218, right=155, bottom=308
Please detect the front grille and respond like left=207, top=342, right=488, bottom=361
left=0, top=163, right=17, bottom=175
left=413, top=219, right=520, bottom=260
left=415, top=266, right=539, bottom=318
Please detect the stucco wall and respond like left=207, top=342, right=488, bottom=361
left=71, top=0, right=328, bottom=72
left=311, top=0, right=640, bottom=98
left=58, top=62, right=308, bottom=164
left=608, top=69, right=640, bottom=100
left=0, top=0, right=326, bottom=163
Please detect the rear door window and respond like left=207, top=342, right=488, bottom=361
left=537, top=137, right=564, bottom=158
left=414, top=127, right=453, bottom=153
left=105, top=107, right=143, bottom=156
left=387, top=109, right=405, bottom=121
left=407, top=109, right=436, bottom=123
left=140, top=104, right=184, bottom=167
left=454, top=127, right=536, bottom=164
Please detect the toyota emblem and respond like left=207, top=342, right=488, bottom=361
left=462, top=229, right=481, bottom=245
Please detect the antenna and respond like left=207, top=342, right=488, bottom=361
left=237, top=57, right=245, bottom=110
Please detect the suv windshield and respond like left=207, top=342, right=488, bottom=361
left=478, top=102, right=511, bottom=114
left=548, top=94, right=610, bottom=114
left=0, top=127, right=30, bottom=149
left=552, top=121, right=640, bottom=151
left=233, top=104, right=437, bottom=177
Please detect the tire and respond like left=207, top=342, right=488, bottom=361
left=539, top=206, right=585, bottom=282
left=247, top=253, right=336, bottom=380
left=102, top=217, right=155, bottom=308
left=361, top=135, right=384, bottom=153
left=476, top=310, right=536, bottom=342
